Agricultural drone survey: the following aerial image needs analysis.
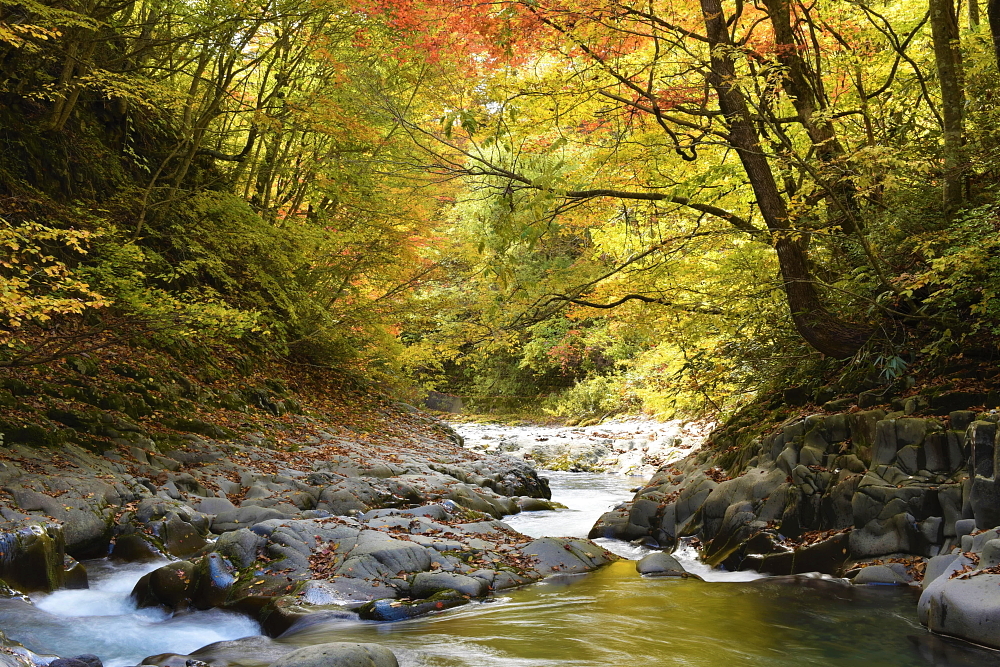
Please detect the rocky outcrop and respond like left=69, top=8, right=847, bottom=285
left=587, top=397, right=1000, bottom=648
left=590, top=408, right=983, bottom=574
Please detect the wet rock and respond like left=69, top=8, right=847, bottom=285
left=110, top=533, right=162, bottom=562
left=0, top=520, right=67, bottom=592
left=357, top=590, right=468, bottom=622
left=192, top=552, right=236, bottom=609
left=132, top=560, right=196, bottom=609
left=851, top=564, right=912, bottom=585
left=67, top=655, right=102, bottom=667
left=516, top=497, right=556, bottom=512
left=920, top=572, right=1000, bottom=648
left=635, top=552, right=694, bottom=577
left=162, top=514, right=208, bottom=557
left=410, top=572, right=486, bottom=598
left=522, top=537, right=616, bottom=575
left=267, top=643, right=398, bottom=667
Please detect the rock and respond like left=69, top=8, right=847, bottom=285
left=162, top=515, right=208, bottom=557
left=132, top=560, right=196, bottom=609
left=522, top=537, right=615, bottom=575
left=110, top=533, right=162, bottom=562
left=851, top=564, right=912, bottom=585
left=635, top=552, right=695, bottom=578
left=211, top=506, right=290, bottom=533
left=67, top=655, right=102, bottom=667
left=410, top=572, right=487, bottom=598
left=213, top=528, right=266, bottom=568
left=980, top=539, right=1000, bottom=569
left=49, top=660, right=89, bottom=667
left=0, top=520, right=67, bottom=592
left=196, top=497, right=236, bottom=515
left=517, top=497, right=556, bottom=512
left=920, top=572, right=1000, bottom=648
left=357, top=591, right=468, bottom=621
left=923, top=553, right=965, bottom=589
left=267, top=643, right=398, bottom=667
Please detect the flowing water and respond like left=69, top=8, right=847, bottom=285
left=0, top=464, right=997, bottom=666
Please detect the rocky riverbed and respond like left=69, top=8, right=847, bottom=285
left=455, top=418, right=713, bottom=475
left=0, top=358, right=620, bottom=667
left=6, top=351, right=1000, bottom=665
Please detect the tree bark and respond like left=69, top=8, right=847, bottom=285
left=761, top=0, right=860, bottom=233
left=989, top=0, right=1000, bottom=69
left=700, top=0, right=873, bottom=358
left=930, top=0, right=965, bottom=214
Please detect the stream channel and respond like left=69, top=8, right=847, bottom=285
left=0, top=429, right=991, bottom=667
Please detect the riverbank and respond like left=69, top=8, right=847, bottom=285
left=0, top=354, right=616, bottom=667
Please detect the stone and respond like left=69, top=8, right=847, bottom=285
left=517, top=498, right=556, bottom=512
left=852, top=564, right=911, bottom=585
left=635, top=552, right=692, bottom=577
left=955, top=518, right=977, bottom=538
left=357, top=591, right=468, bottom=621
left=979, top=539, right=1000, bottom=569
left=211, top=506, right=290, bottom=533
left=197, top=497, right=236, bottom=515
left=162, top=515, right=207, bottom=557
left=266, top=643, right=398, bottom=667
left=410, top=572, right=487, bottom=598
left=0, top=520, right=67, bottom=592
left=919, top=572, right=1000, bottom=648
left=110, top=533, right=162, bottom=562
left=132, top=560, right=196, bottom=609
left=849, top=513, right=920, bottom=558
left=68, top=656, right=102, bottom=667
left=213, top=528, right=266, bottom=568
left=922, top=553, right=963, bottom=589
left=522, top=537, right=615, bottom=575
left=950, top=411, right=977, bottom=433
left=872, top=420, right=899, bottom=466
left=970, top=477, right=1000, bottom=529
left=967, top=421, right=996, bottom=478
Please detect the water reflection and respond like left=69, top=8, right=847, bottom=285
left=276, top=561, right=936, bottom=667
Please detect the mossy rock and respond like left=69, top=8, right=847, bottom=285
left=45, top=407, right=100, bottom=430
left=0, top=378, right=32, bottom=396
left=110, top=364, right=151, bottom=380
left=0, top=390, right=15, bottom=408
left=264, top=379, right=290, bottom=397
left=161, top=417, right=230, bottom=439
left=218, top=392, right=246, bottom=411
left=4, top=423, right=69, bottom=447
left=65, top=356, right=100, bottom=376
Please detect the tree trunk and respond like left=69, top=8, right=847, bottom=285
left=989, top=0, right=1000, bottom=69
left=761, top=0, right=860, bottom=233
left=700, top=0, right=874, bottom=358
left=930, top=0, right=965, bottom=214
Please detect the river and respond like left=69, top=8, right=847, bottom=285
left=0, top=452, right=993, bottom=666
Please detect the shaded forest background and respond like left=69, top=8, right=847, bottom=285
left=3, top=0, right=1000, bottom=421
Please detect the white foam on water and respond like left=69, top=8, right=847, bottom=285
left=7, top=559, right=262, bottom=667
